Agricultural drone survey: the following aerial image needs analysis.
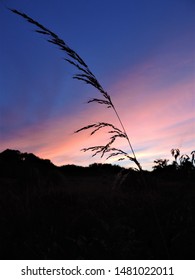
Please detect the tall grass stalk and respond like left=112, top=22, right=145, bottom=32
left=10, top=8, right=142, bottom=171
left=10, top=8, right=170, bottom=258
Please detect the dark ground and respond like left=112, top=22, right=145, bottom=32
left=0, top=149, right=195, bottom=260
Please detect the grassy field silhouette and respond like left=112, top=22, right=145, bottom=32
left=0, top=149, right=194, bottom=259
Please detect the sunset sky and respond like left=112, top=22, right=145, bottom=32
left=0, top=0, right=194, bottom=170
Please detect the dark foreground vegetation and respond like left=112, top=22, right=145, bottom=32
left=0, top=149, right=195, bottom=260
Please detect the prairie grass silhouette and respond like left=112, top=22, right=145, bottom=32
left=10, top=8, right=142, bottom=171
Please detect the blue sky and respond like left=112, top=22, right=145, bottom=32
left=0, top=0, right=194, bottom=169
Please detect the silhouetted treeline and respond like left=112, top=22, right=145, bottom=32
left=0, top=149, right=65, bottom=189
left=60, top=162, right=124, bottom=176
left=1, top=149, right=194, bottom=184
left=0, top=149, right=124, bottom=179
